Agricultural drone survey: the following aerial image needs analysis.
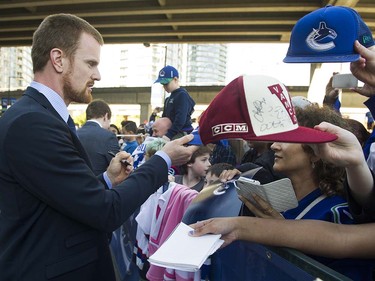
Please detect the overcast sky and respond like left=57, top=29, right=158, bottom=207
left=226, top=43, right=310, bottom=85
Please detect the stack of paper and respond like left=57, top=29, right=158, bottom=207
left=148, top=222, right=224, bottom=272
left=236, top=177, right=298, bottom=212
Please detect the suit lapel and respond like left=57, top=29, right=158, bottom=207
left=24, top=87, right=93, bottom=169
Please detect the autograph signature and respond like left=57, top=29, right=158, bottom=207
left=252, top=98, right=289, bottom=131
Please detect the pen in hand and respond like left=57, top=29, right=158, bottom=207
left=108, top=151, right=132, bottom=167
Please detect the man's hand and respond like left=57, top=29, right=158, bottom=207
left=161, top=134, right=199, bottom=166
left=106, top=151, right=134, bottom=186
left=162, top=135, right=170, bottom=142
left=350, top=41, right=375, bottom=87
left=351, top=83, right=375, bottom=97
left=309, top=122, right=364, bottom=168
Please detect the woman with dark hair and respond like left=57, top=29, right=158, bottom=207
left=345, top=118, right=370, bottom=148
left=109, top=123, right=120, bottom=135
left=227, top=105, right=374, bottom=280
left=109, top=123, right=124, bottom=147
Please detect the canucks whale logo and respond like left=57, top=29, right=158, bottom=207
left=306, top=22, right=337, bottom=51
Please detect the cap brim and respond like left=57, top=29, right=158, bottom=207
left=201, top=126, right=337, bottom=145
left=246, top=126, right=338, bottom=143
left=154, top=78, right=173, bottom=84
left=283, top=54, right=360, bottom=63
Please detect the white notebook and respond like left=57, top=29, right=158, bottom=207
left=235, top=177, right=298, bottom=212
left=148, top=222, right=224, bottom=272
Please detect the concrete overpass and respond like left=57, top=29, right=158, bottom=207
left=0, top=0, right=373, bottom=46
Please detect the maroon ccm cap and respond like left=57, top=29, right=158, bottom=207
left=199, top=75, right=337, bottom=144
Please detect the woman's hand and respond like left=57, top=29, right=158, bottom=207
left=189, top=217, right=240, bottom=247
left=219, top=168, right=241, bottom=182
left=240, top=194, right=284, bottom=219
left=310, top=122, right=365, bottom=168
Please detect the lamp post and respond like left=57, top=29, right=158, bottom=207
left=143, top=43, right=167, bottom=67
left=143, top=43, right=168, bottom=107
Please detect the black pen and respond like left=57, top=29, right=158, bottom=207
left=108, top=151, right=132, bottom=167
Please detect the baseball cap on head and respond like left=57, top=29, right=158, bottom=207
left=199, top=75, right=337, bottom=145
left=284, top=5, right=374, bottom=63
left=154, top=65, right=179, bottom=84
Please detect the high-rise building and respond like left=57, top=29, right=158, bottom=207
left=0, top=47, right=33, bottom=92
left=114, top=43, right=227, bottom=87
left=186, top=44, right=227, bottom=85
left=111, top=43, right=227, bottom=106
left=0, top=43, right=227, bottom=111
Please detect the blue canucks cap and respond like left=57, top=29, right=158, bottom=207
left=284, top=5, right=374, bottom=63
left=154, top=65, right=179, bottom=84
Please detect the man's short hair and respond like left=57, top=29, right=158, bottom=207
left=86, top=99, right=111, bottom=120
left=123, top=121, right=138, bottom=134
left=31, top=13, right=103, bottom=73
left=207, top=163, right=235, bottom=177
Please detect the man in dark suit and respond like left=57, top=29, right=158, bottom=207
left=0, top=14, right=197, bottom=281
left=78, top=99, right=120, bottom=175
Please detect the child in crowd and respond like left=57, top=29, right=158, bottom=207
left=154, top=65, right=196, bottom=140
left=122, top=120, right=138, bottom=154
left=174, top=146, right=212, bottom=192
left=204, top=162, right=234, bottom=187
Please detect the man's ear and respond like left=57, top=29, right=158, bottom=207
left=50, top=48, right=64, bottom=73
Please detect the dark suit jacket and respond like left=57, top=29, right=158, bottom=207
left=0, top=87, right=168, bottom=281
left=77, top=121, right=120, bottom=175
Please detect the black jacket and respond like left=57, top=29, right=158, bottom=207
left=0, top=87, right=168, bottom=281
left=162, top=87, right=195, bottom=139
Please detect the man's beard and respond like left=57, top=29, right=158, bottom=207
left=63, top=71, right=92, bottom=104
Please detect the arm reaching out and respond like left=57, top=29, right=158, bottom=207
left=312, top=122, right=374, bottom=208
left=161, top=134, right=198, bottom=166
left=190, top=217, right=375, bottom=259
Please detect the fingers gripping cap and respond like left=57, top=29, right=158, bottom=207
left=199, top=75, right=337, bottom=144
left=284, top=5, right=374, bottom=63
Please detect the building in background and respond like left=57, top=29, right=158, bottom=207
left=186, top=44, right=227, bottom=85
left=98, top=43, right=227, bottom=107
left=0, top=47, right=33, bottom=110
left=0, top=43, right=227, bottom=94
left=0, top=47, right=33, bottom=91
left=66, top=42, right=228, bottom=125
